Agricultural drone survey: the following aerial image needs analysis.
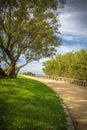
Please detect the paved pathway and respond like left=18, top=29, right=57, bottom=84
left=24, top=76, right=87, bottom=130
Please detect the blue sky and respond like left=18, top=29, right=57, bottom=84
left=20, top=0, right=87, bottom=75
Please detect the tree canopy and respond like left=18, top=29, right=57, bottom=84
left=43, top=50, right=87, bottom=80
left=0, top=0, right=64, bottom=78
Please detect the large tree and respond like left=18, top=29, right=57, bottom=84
left=0, top=0, right=64, bottom=78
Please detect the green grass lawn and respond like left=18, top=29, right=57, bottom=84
left=0, top=76, right=67, bottom=130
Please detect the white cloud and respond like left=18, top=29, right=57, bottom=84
left=57, top=44, right=86, bottom=54
left=59, top=0, right=87, bottom=38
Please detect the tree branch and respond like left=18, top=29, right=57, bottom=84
left=1, top=50, right=11, bottom=66
left=15, top=45, right=29, bottom=61
left=15, top=38, right=35, bottom=61
left=6, top=4, right=12, bottom=50
left=16, top=59, right=34, bottom=75
left=19, top=59, right=33, bottom=69
left=16, top=56, right=41, bottom=75
left=0, top=38, right=15, bottom=63
left=0, top=7, right=7, bottom=34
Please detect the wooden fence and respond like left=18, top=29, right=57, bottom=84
left=41, top=75, right=87, bottom=87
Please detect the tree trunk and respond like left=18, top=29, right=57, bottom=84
left=8, top=63, right=17, bottom=78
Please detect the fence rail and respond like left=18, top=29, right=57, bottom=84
left=41, top=75, right=87, bottom=87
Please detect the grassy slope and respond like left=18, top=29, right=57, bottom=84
left=0, top=76, right=67, bottom=130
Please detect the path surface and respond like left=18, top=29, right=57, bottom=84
left=23, top=75, right=87, bottom=130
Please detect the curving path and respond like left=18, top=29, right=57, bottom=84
left=23, top=75, right=87, bottom=130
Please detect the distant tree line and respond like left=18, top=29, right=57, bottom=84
left=23, top=72, right=35, bottom=76
left=43, top=49, right=87, bottom=80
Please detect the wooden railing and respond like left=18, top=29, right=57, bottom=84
left=41, top=75, right=87, bottom=87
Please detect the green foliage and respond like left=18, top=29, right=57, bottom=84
left=43, top=49, right=87, bottom=80
left=23, top=71, right=35, bottom=76
left=0, top=0, right=64, bottom=77
left=0, top=76, right=67, bottom=130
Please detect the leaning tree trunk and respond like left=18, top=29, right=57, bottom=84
left=8, top=63, right=17, bottom=78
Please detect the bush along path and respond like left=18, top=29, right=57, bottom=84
left=0, top=76, right=67, bottom=130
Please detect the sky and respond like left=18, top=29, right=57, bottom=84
left=20, top=0, right=87, bottom=75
